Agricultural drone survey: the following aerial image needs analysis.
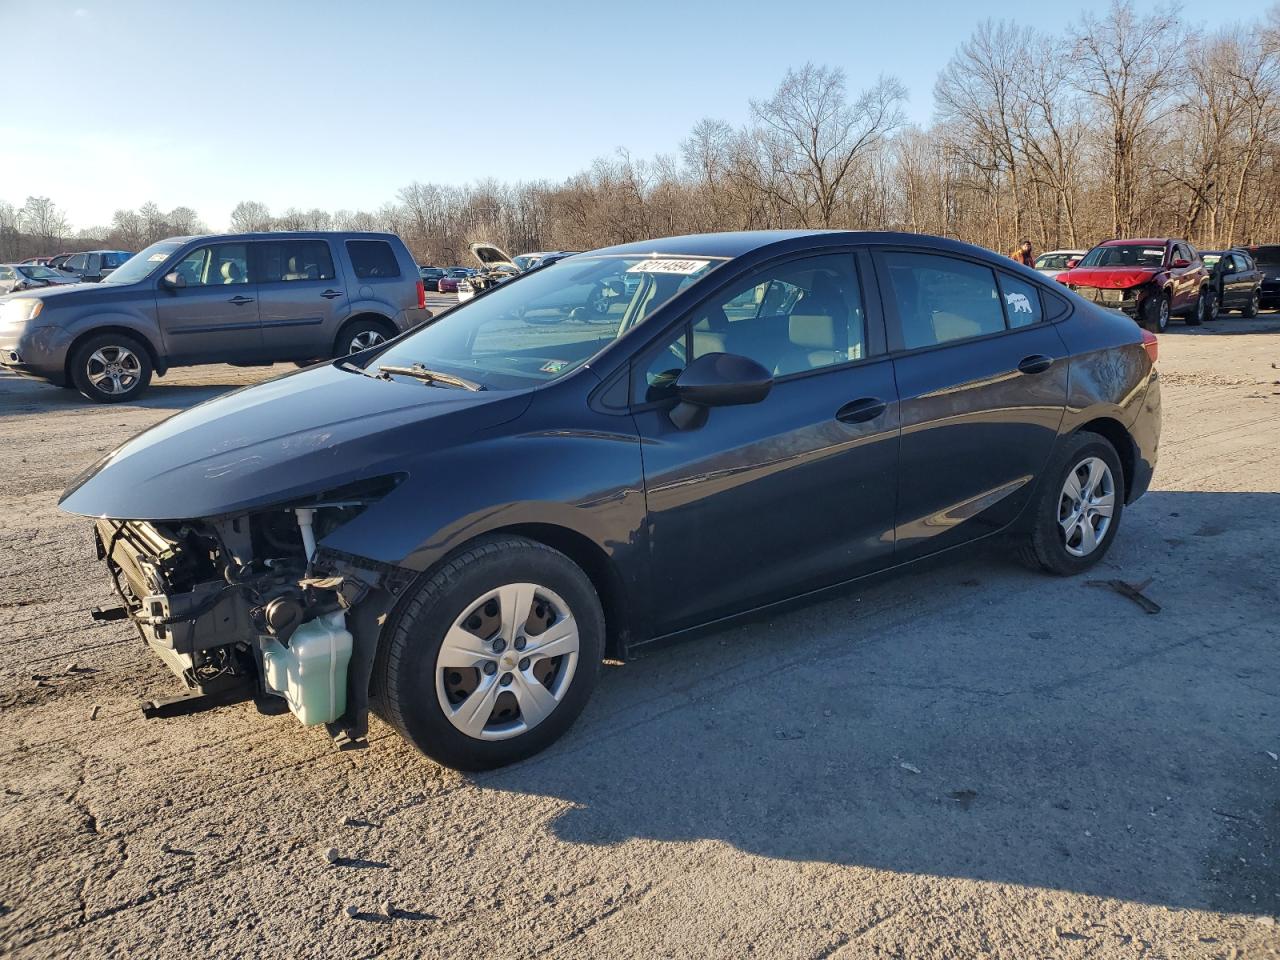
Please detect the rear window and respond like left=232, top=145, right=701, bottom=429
left=102, top=252, right=130, bottom=268
left=259, top=239, right=336, bottom=282
left=346, top=240, right=401, bottom=279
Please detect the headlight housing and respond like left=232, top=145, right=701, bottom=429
left=1, top=298, right=44, bottom=324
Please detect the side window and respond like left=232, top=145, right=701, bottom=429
left=690, top=254, right=866, bottom=377
left=67, top=254, right=87, bottom=271
left=259, top=240, right=336, bottom=283
left=346, top=240, right=401, bottom=279
left=996, top=272, right=1044, bottom=328
left=0, top=266, right=13, bottom=281
left=882, top=252, right=1006, bottom=348
left=172, top=243, right=249, bottom=286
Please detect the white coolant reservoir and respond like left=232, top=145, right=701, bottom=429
left=261, top=610, right=353, bottom=726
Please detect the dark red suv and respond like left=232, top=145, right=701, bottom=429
left=1055, top=238, right=1210, bottom=332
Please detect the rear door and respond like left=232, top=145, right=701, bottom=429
left=1224, top=253, right=1253, bottom=307
left=155, top=241, right=263, bottom=363
left=632, top=250, right=900, bottom=633
left=254, top=238, right=346, bottom=361
left=873, top=248, right=1070, bottom=561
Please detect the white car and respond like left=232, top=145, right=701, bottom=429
left=1034, top=249, right=1087, bottom=278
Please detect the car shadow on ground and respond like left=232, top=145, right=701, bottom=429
left=0, top=369, right=269, bottom=414
left=474, top=490, right=1279, bottom=916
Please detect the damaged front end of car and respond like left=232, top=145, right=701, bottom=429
left=93, top=475, right=411, bottom=747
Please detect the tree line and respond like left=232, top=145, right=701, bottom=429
left=4, top=2, right=1279, bottom=267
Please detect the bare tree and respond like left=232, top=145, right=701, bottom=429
left=19, top=196, right=69, bottom=250
left=229, top=200, right=272, bottom=232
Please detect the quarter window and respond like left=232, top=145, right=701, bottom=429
left=996, top=272, right=1043, bottom=328
left=173, top=243, right=250, bottom=286
left=346, top=240, right=401, bottom=279
left=882, top=252, right=1006, bottom=348
left=258, top=240, right=335, bottom=282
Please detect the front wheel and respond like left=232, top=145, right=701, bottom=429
left=1242, top=289, right=1260, bottom=318
left=1017, top=432, right=1124, bottom=576
left=69, top=332, right=153, bottom=403
left=1141, top=292, right=1170, bottom=333
left=374, top=536, right=604, bottom=770
left=1205, top=289, right=1220, bottom=321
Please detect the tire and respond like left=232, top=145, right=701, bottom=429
left=69, top=332, right=153, bottom=403
left=1242, top=289, right=1260, bottom=318
left=333, top=318, right=394, bottom=358
left=1016, top=431, right=1124, bottom=577
left=374, top=535, right=605, bottom=771
left=1141, top=292, right=1170, bottom=333
left=1184, top=289, right=1205, bottom=326
left=1205, top=289, right=1220, bottom=321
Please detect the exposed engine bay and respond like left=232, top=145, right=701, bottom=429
left=93, top=477, right=404, bottom=743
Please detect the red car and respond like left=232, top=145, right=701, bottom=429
left=436, top=268, right=471, bottom=294
left=1055, top=238, right=1210, bottom=332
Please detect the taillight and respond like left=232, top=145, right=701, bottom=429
left=416, top=279, right=425, bottom=310
left=1140, top=328, right=1158, bottom=364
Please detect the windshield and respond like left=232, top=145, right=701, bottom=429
left=1251, top=245, right=1280, bottom=267
left=1201, top=254, right=1222, bottom=267
left=18, top=265, right=64, bottom=279
left=1035, top=253, right=1075, bottom=270
left=513, top=255, right=539, bottom=271
left=372, top=254, right=723, bottom=390
left=101, top=240, right=184, bottom=285
left=1078, top=244, right=1167, bottom=268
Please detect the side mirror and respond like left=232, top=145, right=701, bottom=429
left=1066, top=258, right=1081, bottom=269
left=161, top=271, right=187, bottom=289
left=1172, top=258, right=1191, bottom=268
left=669, top=352, right=772, bottom=429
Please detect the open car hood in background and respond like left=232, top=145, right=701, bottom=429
left=469, top=242, right=518, bottom=272
left=1058, top=266, right=1161, bottom=289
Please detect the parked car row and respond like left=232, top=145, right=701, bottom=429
left=0, top=263, right=79, bottom=293
left=2, top=231, right=429, bottom=402
left=18, top=250, right=133, bottom=282
left=1044, top=237, right=1269, bottom=331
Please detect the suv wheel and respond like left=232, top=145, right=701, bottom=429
left=1142, top=292, right=1170, bottom=333
left=1017, top=431, right=1124, bottom=576
left=334, top=319, right=393, bottom=358
left=1242, top=289, right=1260, bottom=318
left=69, top=332, right=153, bottom=403
left=1185, top=289, right=1205, bottom=326
left=1205, top=289, right=1220, bottom=321
left=374, top=535, right=604, bottom=770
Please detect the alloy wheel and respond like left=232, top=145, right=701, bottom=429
left=435, top=583, right=580, bottom=741
left=85, top=345, right=141, bottom=396
left=1058, top=456, right=1116, bottom=558
left=349, top=330, right=386, bottom=353
left=1157, top=297, right=1169, bottom=331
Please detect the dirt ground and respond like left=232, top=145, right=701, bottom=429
left=1, top=311, right=1277, bottom=960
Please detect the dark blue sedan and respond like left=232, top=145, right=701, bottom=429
left=61, top=230, right=1161, bottom=770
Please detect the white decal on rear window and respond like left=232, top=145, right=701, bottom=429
left=626, top=259, right=710, bottom=275
left=1006, top=292, right=1033, bottom=314
left=148, top=253, right=168, bottom=261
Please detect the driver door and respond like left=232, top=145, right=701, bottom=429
left=155, top=241, right=264, bottom=363
left=631, top=251, right=900, bottom=635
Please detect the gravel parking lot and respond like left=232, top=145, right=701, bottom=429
left=1, top=306, right=1277, bottom=959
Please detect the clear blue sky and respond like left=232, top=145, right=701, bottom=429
left=3, top=0, right=1274, bottom=230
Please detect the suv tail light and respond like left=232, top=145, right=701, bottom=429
left=416, top=279, right=426, bottom=310
left=1140, top=328, right=1158, bottom=364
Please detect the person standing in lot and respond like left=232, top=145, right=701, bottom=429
left=1011, top=239, right=1034, bottom=266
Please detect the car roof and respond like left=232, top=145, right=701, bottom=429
left=1100, top=238, right=1173, bottom=246
left=1039, top=249, right=1087, bottom=256
left=584, top=229, right=1005, bottom=261
left=159, top=231, right=400, bottom=244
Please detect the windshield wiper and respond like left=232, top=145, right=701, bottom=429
left=376, top=363, right=485, bottom=391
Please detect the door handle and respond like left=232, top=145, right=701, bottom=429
left=1017, top=354, right=1054, bottom=375
left=321, top=289, right=342, bottom=300
left=227, top=295, right=255, bottom=306
left=835, top=397, right=887, bottom=424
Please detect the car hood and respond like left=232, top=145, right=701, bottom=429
left=0, top=282, right=92, bottom=305
left=470, top=242, right=517, bottom=271
left=1057, top=266, right=1161, bottom=289
left=59, top=362, right=533, bottom=521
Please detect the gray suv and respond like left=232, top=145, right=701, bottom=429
left=0, top=231, right=429, bottom=402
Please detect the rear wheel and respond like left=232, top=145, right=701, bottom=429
left=1017, top=432, right=1124, bottom=576
left=69, top=332, right=153, bottom=403
left=1242, top=289, right=1260, bottom=318
left=333, top=318, right=394, bottom=358
left=374, top=535, right=604, bottom=770
left=1205, top=289, right=1220, bottom=321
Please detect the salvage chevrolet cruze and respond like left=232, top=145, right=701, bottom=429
left=59, top=231, right=1161, bottom=770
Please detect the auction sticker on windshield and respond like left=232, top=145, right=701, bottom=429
left=626, top=259, right=711, bottom=275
